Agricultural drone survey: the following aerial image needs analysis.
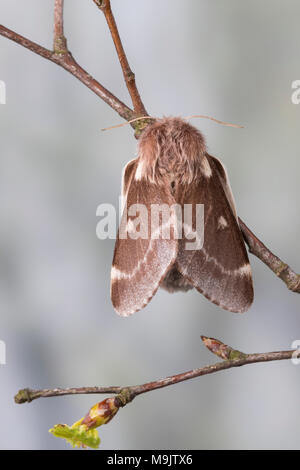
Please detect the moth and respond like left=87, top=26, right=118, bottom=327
left=111, top=117, right=253, bottom=316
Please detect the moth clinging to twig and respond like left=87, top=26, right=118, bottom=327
left=111, top=117, right=253, bottom=316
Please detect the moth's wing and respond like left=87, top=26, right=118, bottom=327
left=111, top=160, right=178, bottom=316
left=176, top=154, right=253, bottom=313
left=120, top=157, right=138, bottom=211
left=208, top=154, right=238, bottom=219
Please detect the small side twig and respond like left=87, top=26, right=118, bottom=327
left=239, top=218, right=300, bottom=293
left=93, top=0, right=147, bottom=117
left=53, top=0, right=67, bottom=54
left=14, top=386, right=124, bottom=404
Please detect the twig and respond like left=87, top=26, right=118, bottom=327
left=53, top=0, right=67, bottom=53
left=0, top=24, right=134, bottom=122
left=15, top=340, right=296, bottom=405
left=93, top=0, right=147, bottom=117
left=239, top=218, right=300, bottom=293
left=14, top=386, right=123, bottom=404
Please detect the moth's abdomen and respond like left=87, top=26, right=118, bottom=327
left=161, top=266, right=194, bottom=293
left=137, top=117, right=207, bottom=185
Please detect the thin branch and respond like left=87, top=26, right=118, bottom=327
left=53, top=0, right=67, bottom=53
left=93, top=0, right=147, bottom=116
left=14, top=344, right=296, bottom=405
left=239, top=218, right=300, bottom=293
left=0, top=24, right=134, bottom=122
left=14, top=386, right=123, bottom=404
left=0, top=25, right=53, bottom=60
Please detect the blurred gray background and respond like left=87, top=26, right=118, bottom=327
left=0, top=0, right=300, bottom=450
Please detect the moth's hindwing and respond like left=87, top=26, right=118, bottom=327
left=176, top=154, right=254, bottom=313
left=111, top=160, right=178, bottom=316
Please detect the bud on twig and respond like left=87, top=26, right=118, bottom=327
left=78, top=397, right=119, bottom=429
left=49, top=397, right=120, bottom=449
left=201, top=336, right=247, bottom=360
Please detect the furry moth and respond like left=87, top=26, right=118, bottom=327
left=111, top=117, right=253, bottom=316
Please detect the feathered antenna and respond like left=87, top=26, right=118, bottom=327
left=101, top=116, right=154, bottom=131
left=185, top=114, right=244, bottom=128
left=101, top=114, right=243, bottom=131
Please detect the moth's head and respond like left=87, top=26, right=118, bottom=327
left=138, top=116, right=206, bottom=154
left=137, top=117, right=206, bottom=183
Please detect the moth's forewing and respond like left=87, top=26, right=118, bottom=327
left=120, top=157, right=137, bottom=211
left=111, top=160, right=178, bottom=316
left=209, top=154, right=238, bottom=219
left=176, top=154, right=253, bottom=313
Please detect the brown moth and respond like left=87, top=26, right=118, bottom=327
left=111, top=117, right=253, bottom=316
